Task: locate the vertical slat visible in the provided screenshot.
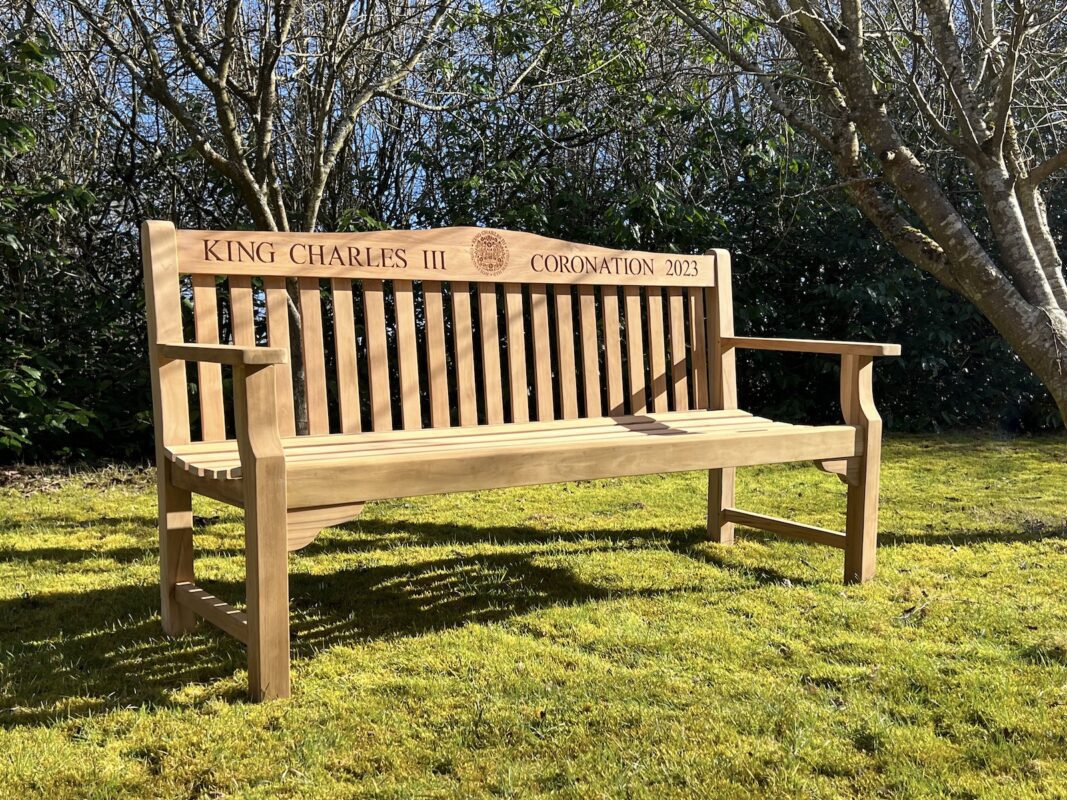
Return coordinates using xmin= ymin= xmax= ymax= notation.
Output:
xmin=190 ymin=274 xmax=225 ymax=440
xmin=478 ymin=284 xmax=505 ymax=424
xmin=529 ymin=285 xmax=554 ymax=421
xmin=554 ymin=285 xmax=579 ymax=420
xmin=601 ymin=287 xmax=624 ymax=415
xmin=394 ymin=280 xmax=421 ymax=429
xmin=263 ymin=278 xmax=296 ymax=437
xmin=331 ymin=278 xmax=361 ymax=433
xmin=668 ymin=288 xmax=689 ymax=411
xmin=451 ymin=282 xmax=478 ymax=426
xmin=504 ymin=283 xmax=529 ymax=423
xmin=363 ymin=279 xmax=392 ymax=431
xmin=689 ymin=288 xmax=709 ymax=409
xmin=578 ymin=285 xmax=601 ymax=417
xmin=624 ymin=286 xmax=647 ymax=414
xmin=229 ymin=276 xmax=256 ymax=347
xmin=646 ymin=287 xmax=669 ymax=412
xmin=298 ymin=277 xmax=329 ymax=434
xmin=423 ymin=281 xmax=450 ymax=427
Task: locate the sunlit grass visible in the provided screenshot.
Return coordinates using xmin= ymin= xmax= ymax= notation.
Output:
xmin=1 ymin=433 xmax=1066 ymax=798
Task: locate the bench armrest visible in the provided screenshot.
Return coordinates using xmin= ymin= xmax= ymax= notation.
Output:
xmin=724 ymin=336 xmax=901 ymax=357
xmin=156 ymin=342 xmax=286 ymax=482
xmin=157 ymin=342 xmax=289 ymax=366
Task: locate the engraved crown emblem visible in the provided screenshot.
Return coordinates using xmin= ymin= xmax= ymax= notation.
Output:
xmin=471 ymin=231 xmax=509 ymax=276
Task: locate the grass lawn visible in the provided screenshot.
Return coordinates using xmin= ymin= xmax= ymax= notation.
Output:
xmin=1 ymin=434 xmax=1066 ymax=798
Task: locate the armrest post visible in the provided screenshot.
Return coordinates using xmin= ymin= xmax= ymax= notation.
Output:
xmin=232 ymin=361 xmax=290 ymax=700
xmin=840 ymin=354 xmax=881 ymax=429
xmin=840 ymin=354 xmax=882 ymax=584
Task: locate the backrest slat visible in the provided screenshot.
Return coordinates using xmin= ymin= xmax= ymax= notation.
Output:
xmin=623 ymin=286 xmax=647 ymax=414
xmin=478 ymin=284 xmax=505 ymax=424
xmin=504 ymin=283 xmax=529 ymax=423
xmin=602 ymin=287 xmax=625 ymax=415
xmin=578 ymin=285 xmax=601 ymax=417
xmin=668 ymin=288 xmax=689 ymax=411
xmin=529 ymin=285 xmax=554 ymax=421
xmin=190 ymin=274 xmax=226 ymax=440
xmin=688 ymin=288 xmax=708 ymax=409
xmin=646 ymin=287 xmax=668 ymax=412
xmin=298 ymin=277 xmax=330 ymax=434
xmin=451 ymin=282 xmax=479 ymax=426
xmin=229 ymin=276 xmax=256 ymax=347
xmin=394 ymin=281 xmax=422 ymax=429
xmin=263 ymin=277 xmax=297 ymax=436
xmin=363 ymin=279 xmax=393 ymax=431
xmin=331 ymin=278 xmax=361 ymax=433
xmin=554 ymin=285 xmax=579 ymax=420
xmin=423 ymin=281 xmax=451 ymax=427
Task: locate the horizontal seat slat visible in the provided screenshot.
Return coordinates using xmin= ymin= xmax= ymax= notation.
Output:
xmin=170 ymin=409 xmax=757 ymax=455
xmin=169 ymin=416 xmax=790 ymax=472
xmin=288 ymin=424 xmax=860 ymax=506
xmin=191 ymin=423 xmax=798 ymax=474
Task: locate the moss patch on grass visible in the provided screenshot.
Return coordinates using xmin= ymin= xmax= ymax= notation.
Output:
xmin=1 ymin=434 xmax=1066 ymax=798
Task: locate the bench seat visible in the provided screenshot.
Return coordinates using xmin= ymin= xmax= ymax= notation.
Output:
xmin=166 ymin=409 xmax=860 ymax=506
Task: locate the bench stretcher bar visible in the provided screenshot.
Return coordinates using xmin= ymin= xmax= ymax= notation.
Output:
xmin=174 ymin=581 xmax=249 ymax=643
xmin=721 ymin=508 xmax=847 ymax=549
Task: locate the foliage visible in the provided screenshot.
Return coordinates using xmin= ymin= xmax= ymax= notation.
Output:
xmin=0 ymin=32 xmax=97 ymax=456
xmin=0 ymin=3 xmax=1061 ymax=462
xmin=1 ymin=437 xmax=1066 ymax=795
xmin=414 ymin=78 xmax=1056 ymax=431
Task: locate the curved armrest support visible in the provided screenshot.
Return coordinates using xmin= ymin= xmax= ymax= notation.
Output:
xmin=724 ymin=336 xmax=901 ymax=357
xmin=232 ymin=361 xmax=285 ymax=481
xmin=158 ymin=342 xmax=288 ymax=366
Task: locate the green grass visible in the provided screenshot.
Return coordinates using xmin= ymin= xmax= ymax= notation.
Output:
xmin=1 ymin=434 xmax=1066 ymax=798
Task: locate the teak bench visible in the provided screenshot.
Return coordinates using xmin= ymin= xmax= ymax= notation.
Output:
xmin=142 ymin=221 xmax=900 ymax=700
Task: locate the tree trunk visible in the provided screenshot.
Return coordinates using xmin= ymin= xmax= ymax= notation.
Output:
xmin=967 ymin=291 xmax=1067 ymax=424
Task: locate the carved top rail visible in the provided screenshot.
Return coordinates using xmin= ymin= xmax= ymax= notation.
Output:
xmin=175 ymin=226 xmax=717 ymax=287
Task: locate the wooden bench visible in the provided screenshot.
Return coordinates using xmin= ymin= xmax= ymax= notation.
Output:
xmin=142 ymin=221 xmax=900 ymax=700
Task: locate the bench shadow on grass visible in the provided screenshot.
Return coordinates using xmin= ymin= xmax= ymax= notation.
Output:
xmin=0 ymin=518 xmax=701 ymax=727
xmin=4 ymin=514 xmax=1064 ymax=726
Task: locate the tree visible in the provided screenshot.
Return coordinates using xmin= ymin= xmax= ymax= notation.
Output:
xmin=33 ymin=0 xmax=558 ymax=431
xmin=661 ymin=0 xmax=1067 ymax=424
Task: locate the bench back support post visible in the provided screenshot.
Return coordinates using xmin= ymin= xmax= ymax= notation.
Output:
xmin=142 ymin=220 xmax=197 ymax=634
xmin=142 ymin=220 xmax=190 ymax=451
xmin=706 ymin=249 xmax=737 ymax=544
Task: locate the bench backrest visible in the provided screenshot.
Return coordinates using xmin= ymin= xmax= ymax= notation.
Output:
xmin=143 ymin=222 xmax=736 ymax=448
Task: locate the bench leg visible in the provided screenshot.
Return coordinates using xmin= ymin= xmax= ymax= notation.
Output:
xmin=245 ymin=463 xmax=291 ymax=701
xmin=707 ymin=467 xmax=735 ymax=544
xmin=159 ymin=462 xmax=196 ymax=636
xmin=844 ymin=446 xmax=880 ymax=584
